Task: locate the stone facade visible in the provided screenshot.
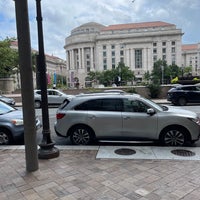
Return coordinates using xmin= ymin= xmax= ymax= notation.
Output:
xmin=182 ymin=43 xmax=200 ymax=75
xmin=64 ymin=21 xmax=183 ymax=87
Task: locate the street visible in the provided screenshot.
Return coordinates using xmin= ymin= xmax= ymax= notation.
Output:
xmin=34 ymin=104 xmax=200 ymax=147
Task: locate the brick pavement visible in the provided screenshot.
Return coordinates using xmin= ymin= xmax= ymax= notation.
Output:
xmin=1 ymin=148 xmax=200 ymax=200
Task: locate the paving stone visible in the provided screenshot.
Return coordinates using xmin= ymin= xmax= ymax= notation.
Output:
xmin=1 ymin=148 xmax=200 ymax=200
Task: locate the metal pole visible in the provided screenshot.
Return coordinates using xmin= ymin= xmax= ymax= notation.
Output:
xmin=161 ymin=65 xmax=164 ymax=85
xmin=36 ymin=0 xmax=59 ymax=159
xmin=14 ymin=0 xmax=38 ymax=171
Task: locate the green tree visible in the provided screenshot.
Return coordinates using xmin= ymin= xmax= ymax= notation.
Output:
xmin=164 ymin=64 xmax=180 ymax=84
xmin=87 ymin=62 xmax=135 ymax=86
xmin=143 ymin=70 xmax=151 ymax=83
xmin=183 ymin=66 xmax=192 ymax=75
xmin=0 ymin=38 xmax=19 ymax=78
xmin=151 ymin=59 xmax=167 ymax=84
xmin=115 ymin=62 xmax=135 ymax=85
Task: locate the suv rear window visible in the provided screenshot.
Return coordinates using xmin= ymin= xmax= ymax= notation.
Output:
xmin=74 ymin=98 xmax=122 ymax=112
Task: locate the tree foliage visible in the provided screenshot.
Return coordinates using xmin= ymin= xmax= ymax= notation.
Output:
xmin=151 ymin=59 xmax=180 ymax=84
xmin=0 ymin=38 xmax=19 ymax=77
xmin=87 ymin=62 xmax=135 ymax=86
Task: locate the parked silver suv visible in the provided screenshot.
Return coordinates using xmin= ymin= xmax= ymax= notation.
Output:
xmin=54 ymin=94 xmax=200 ymax=146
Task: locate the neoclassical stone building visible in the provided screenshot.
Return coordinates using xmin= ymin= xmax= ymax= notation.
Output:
xmin=182 ymin=43 xmax=200 ymax=75
xmin=64 ymin=21 xmax=183 ymax=87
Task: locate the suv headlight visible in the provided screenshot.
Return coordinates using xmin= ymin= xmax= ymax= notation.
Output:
xmin=11 ymin=119 xmax=24 ymax=126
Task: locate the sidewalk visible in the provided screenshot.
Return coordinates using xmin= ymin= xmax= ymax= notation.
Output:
xmin=1 ymin=145 xmax=200 ymax=200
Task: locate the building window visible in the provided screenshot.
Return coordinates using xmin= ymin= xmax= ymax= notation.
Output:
xmin=120 ymin=57 xmax=124 ymax=63
xmin=135 ymin=49 xmax=142 ymax=69
xmin=153 ymin=55 xmax=157 ymax=62
xmin=86 ymin=67 xmax=90 ymax=72
xmin=103 ymin=51 xmax=106 ymax=57
xmin=111 ymin=45 xmax=115 ymax=49
xmin=162 ymin=41 xmax=166 ymax=46
xmin=103 ymin=58 xmax=107 ymax=70
xmin=103 ymin=45 xmax=106 ymax=50
xmin=153 ymin=48 xmax=157 ymax=54
xmin=172 ymin=54 xmax=176 ymax=65
xmin=112 ymin=57 xmax=115 ymax=69
xmin=162 ymin=55 xmax=166 ymax=61
xmin=172 ymin=41 xmax=176 ymax=46
xmin=120 ymin=50 xmax=124 ymax=56
xmin=162 ymin=48 xmax=166 ymax=54
xmin=172 ymin=47 xmax=175 ymax=53
xmin=153 ymin=42 xmax=157 ymax=47
xmin=112 ymin=51 xmax=115 ymax=57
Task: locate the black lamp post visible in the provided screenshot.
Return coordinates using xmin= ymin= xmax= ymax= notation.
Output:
xmin=36 ymin=0 xmax=59 ymax=159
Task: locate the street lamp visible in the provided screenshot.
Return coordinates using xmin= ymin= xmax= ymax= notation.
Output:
xmin=36 ymin=0 xmax=59 ymax=159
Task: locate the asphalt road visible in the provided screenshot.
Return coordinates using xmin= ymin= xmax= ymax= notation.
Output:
xmin=34 ymin=104 xmax=200 ymax=147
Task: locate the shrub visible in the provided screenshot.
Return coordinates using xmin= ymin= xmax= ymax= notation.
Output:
xmin=147 ymin=84 xmax=161 ymax=98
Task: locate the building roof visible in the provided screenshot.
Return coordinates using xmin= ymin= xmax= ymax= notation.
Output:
xmin=10 ymin=40 xmax=65 ymax=62
xmin=102 ymin=21 xmax=175 ymax=31
xmin=182 ymin=44 xmax=198 ymax=51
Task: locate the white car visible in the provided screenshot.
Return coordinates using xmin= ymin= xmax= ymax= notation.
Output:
xmin=54 ymin=93 xmax=200 ymax=146
xmin=34 ymin=89 xmax=74 ymax=108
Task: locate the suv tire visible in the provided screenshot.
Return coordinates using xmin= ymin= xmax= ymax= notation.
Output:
xmin=70 ymin=125 xmax=93 ymax=145
xmin=160 ymin=126 xmax=187 ymax=146
xmin=178 ymin=97 xmax=187 ymax=106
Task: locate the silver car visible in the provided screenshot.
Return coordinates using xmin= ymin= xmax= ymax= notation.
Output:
xmin=0 ymin=101 xmax=41 ymax=145
xmin=54 ymin=94 xmax=200 ymax=146
xmin=34 ymin=89 xmax=74 ymax=108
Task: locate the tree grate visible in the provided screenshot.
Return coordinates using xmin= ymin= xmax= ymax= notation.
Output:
xmin=171 ymin=149 xmax=195 ymax=157
xmin=114 ymin=148 xmax=136 ymax=156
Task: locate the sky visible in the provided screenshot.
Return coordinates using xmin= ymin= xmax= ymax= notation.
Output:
xmin=1 ymin=0 xmax=200 ymax=59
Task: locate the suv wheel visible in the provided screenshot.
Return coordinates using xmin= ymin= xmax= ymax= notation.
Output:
xmin=178 ymin=97 xmax=187 ymax=106
xmin=0 ymin=129 xmax=12 ymax=145
xmin=160 ymin=127 xmax=187 ymax=146
xmin=70 ymin=125 xmax=93 ymax=145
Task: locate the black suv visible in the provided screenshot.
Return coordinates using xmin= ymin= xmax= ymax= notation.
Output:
xmin=167 ymin=85 xmax=200 ymax=106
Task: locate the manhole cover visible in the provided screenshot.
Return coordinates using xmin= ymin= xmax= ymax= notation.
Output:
xmin=171 ymin=149 xmax=195 ymax=157
xmin=114 ymin=148 xmax=136 ymax=155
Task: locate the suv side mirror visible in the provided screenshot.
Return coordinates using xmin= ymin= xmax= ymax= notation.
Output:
xmin=147 ymin=108 xmax=155 ymax=115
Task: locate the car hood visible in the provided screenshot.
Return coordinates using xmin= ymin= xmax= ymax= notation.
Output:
xmin=0 ymin=109 xmax=23 ymax=120
xmin=1 ymin=97 xmax=15 ymax=102
xmin=165 ymin=105 xmax=197 ymax=118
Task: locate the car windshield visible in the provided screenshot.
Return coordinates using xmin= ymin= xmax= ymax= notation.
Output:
xmin=0 ymin=101 xmax=16 ymax=115
xmin=141 ymin=97 xmax=165 ymax=111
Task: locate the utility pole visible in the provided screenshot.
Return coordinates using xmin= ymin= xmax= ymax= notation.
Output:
xmin=36 ymin=0 xmax=59 ymax=159
xmin=14 ymin=0 xmax=38 ymax=172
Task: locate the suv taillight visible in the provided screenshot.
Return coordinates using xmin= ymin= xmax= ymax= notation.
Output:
xmin=56 ymin=113 xmax=65 ymax=119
